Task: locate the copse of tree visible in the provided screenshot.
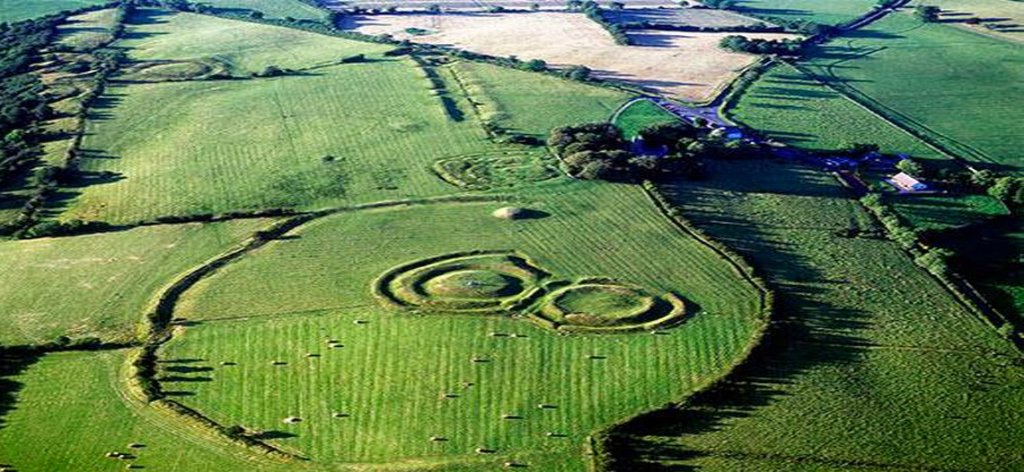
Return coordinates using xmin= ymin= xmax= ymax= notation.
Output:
xmin=563 ymin=65 xmax=592 ymax=81
xmin=914 ymin=5 xmax=941 ymax=22
xmin=548 ymin=123 xmax=633 ymax=180
xmin=719 ymin=35 xmax=803 ymax=55
xmin=988 ymin=176 xmax=1024 ymax=210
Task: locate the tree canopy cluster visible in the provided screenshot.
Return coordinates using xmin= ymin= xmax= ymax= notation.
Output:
xmin=719 ymin=35 xmax=803 ymax=55
xmin=548 ymin=121 xmax=763 ymax=182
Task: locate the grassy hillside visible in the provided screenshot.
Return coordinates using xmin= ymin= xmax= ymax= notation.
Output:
xmin=800 ymin=13 xmax=1024 ymax=172
xmin=613 ymin=100 xmax=680 ymax=139
xmin=162 ymin=181 xmax=765 ymax=469
xmin=729 ymin=0 xmax=878 ymax=25
xmin=448 ymin=61 xmax=630 ymax=138
xmin=0 ymin=0 xmax=108 ymax=22
xmin=200 ymin=0 xmax=327 ymax=20
xmin=0 ymin=350 xmax=292 ymax=472
xmin=0 ymin=219 xmax=270 ymax=346
xmin=727 ymin=62 xmax=943 ymax=159
xmin=612 ymin=160 xmax=1024 ymax=470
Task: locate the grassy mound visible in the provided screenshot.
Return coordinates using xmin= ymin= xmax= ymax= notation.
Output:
xmin=423 ymin=269 xmax=523 ymax=299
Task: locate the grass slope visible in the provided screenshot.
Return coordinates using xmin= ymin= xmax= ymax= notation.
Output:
xmin=55 ymin=7 xmax=119 ymax=50
xmin=448 ymin=61 xmax=630 ymax=138
xmin=613 ymin=100 xmax=680 ymax=139
xmin=201 ymin=0 xmax=327 ymax=20
xmin=801 ymin=13 xmax=1024 ymax=171
xmin=728 ymin=62 xmax=942 ymax=159
xmin=0 ymin=0 xmax=108 ymax=23
xmin=729 ymin=0 xmax=878 ymax=25
xmin=888 ymin=194 xmax=1008 ymax=231
xmin=162 ymin=181 xmax=765 ymax=469
xmin=0 ymin=350 xmax=288 ymax=472
xmin=614 ymin=160 xmax=1024 ymax=470
xmin=0 ymin=219 xmax=270 ymax=346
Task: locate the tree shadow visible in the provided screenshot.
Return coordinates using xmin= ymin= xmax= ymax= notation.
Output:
xmin=0 ymin=349 xmax=43 ymax=431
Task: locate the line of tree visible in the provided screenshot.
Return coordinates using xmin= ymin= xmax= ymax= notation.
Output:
xmin=719 ymin=35 xmax=803 ymax=55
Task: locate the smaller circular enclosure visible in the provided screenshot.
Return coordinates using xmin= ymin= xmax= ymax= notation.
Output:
xmin=534 ymin=281 xmax=688 ymax=333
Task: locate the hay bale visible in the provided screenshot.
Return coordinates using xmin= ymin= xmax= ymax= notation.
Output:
xmin=353 ymin=319 xmax=369 ymax=325
xmin=282 ymin=416 xmax=302 ymax=424
xmin=475 ymin=447 xmax=495 ymax=454
xmin=332 ymin=412 xmax=349 ymax=418
xmin=127 ymin=443 xmax=144 ymax=449
xmin=492 ymin=207 xmax=526 ymax=220
xmin=429 ymin=436 xmax=447 ymax=442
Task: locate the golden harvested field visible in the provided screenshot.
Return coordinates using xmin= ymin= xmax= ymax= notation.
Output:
xmin=347 ymin=12 xmax=796 ymax=102
xmin=924 ymin=0 xmax=1024 ymax=42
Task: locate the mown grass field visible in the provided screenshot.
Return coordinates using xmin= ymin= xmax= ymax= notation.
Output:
xmin=613 ymin=160 xmax=1024 ymax=471
xmin=729 ymin=0 xmax=877 ymax=25
xmin=612 ymin=99 xmax=680 ymax=139
xmin=800 ymin=13 xmax=1024 ymax=172
xmin=727 ymin=62 xmax=943 ymax=159
xmin=0 ymin=349 xmax=291 ymax=472
xmin=200 ymin=0 xmax=327 ymax=21
xmin=447 ymin=61 xmax=630 ymax=138
xmin=888 ymin=193 xmax=1008 ymax=231
xmin=0 ymin=0 xmax=108 ymax=22
xmin=0 ymin=219 xmax=270 ymax=346
xmin=163 ymin=181 xmax=765 ymax=469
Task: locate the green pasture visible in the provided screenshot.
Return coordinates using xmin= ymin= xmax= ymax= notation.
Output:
xmin=118 ymin=10 xmax=380 ymax=75
xmin=800 ymin=13 xmax=1024 ymax=172
xmin=448 ymin=61 xmax=630 ymax=138
xmin=888 ymin=193 xmax=1008 ymax=231
xmin=612 ymin=99 xmax=680 ymax=139
xmin=199 ymin=0 xmax=327 ymax=20
xmin=163 ymin=181 xmax=765 ymax=469
xmin=729 ymin=0 xmax=878 ymax=25
xmin=614 ymin=160 xmax=1024 ymax=470
xmin=0 ymin=219 xmax=270 ymax=346
xmin=55 ymin=7 xmax=119 ymax=50
xmin=727 ymin=62 xmax=942 ymax=159
xmin=0 ymin=0 xmax=108 ymax=23
xmin=0 ymin=349 xmax=284 ymax=472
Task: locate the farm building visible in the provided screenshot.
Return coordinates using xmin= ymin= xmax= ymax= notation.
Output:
xmin=886 ymin=172 xmax=929 ymax=192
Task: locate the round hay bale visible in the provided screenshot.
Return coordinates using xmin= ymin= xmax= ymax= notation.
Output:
xmin=492 ymin=206 xmax=526 ymax=220
xmin=283 ymin=416 xmax=302 ymax=424
xmin=332 ymin=412 xmax=349 ymax=418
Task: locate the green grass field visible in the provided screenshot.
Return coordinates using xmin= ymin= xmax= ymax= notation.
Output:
xmin=612 ymin=160 xmax=1024 ymax=470
xmin=448 ymin=61 xmax=630 ymax=138
xmin=612 ymin=99 xmax=680 ymax=139
xmin=161 ymin=181 xmax=765 ymax=469
xmin=729 ymin=0 xmax=878 ymax=25
xmin=55 ymin=7 xmax=119 ymax=50
xmin=0 ymin=0 xmax=108 ymax=22
xmin=0 ymin=349 xmax=293 ymax=472
xmin=800 ymin=13 xmax=1024 ymax=172
xmin=728 ymin=62 xmax=943 ymax=159
xmin=200 ymin=0 xmax=327 ymax=20
xmin=888 ymin=193 xmax=1009 ymax=231
xmin=0 ymin=219 xmax=270 ymax=346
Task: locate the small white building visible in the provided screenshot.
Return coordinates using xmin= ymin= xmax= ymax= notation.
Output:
xmin=886 ymin=172 xmax=928 ymax=192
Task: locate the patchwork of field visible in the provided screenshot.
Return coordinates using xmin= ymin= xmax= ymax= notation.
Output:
xmin=613 ymin=160 xmax=1024 ymax=470
xmin=925 ymin=0 xmax=1024 ymax=42
xmin=163 ymin=181 xmax=764 ymax=469
xmin=346 ymin=12 xmax=797 ymax=102
xmin=0 ymin=219 xmax=271 ymax=346
xmin=729 ymin=0 xmax=879 ymax=25
xmin=605 ymin=6 xmax=767 ymax=27
xmin=800 ymin=13 xmax=1024 ymax=172
xmin=0 ymin=349 xmax=289 ymax=472
xmin=727 ymin=62 xmax=943 ymax=159
xmin=327 ymin=0 xmax=676 ymax=11
xmin=0 ymin=0 xmax=108 ymax=22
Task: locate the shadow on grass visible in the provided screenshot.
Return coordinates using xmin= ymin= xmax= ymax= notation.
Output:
xmin=0 ymin=350 xmax=43 ymax=431
xmin=604 ymin=162 xmax=873 ymax=469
